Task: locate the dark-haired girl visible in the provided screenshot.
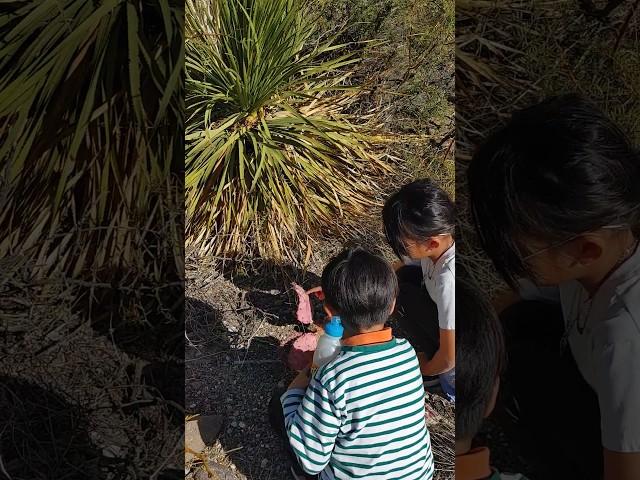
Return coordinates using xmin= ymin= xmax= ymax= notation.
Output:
xmin=383 ymin=179 xmax=456 ymax=401
xmin=469 ymin=94 xmax=640 ymax=480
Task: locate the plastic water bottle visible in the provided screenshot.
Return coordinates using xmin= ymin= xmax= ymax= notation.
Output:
xmin=311 ymin=316 xmax=344 ymax=374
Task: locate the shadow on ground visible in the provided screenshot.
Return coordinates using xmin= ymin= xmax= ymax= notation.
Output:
xmin=220 ymin=259 xmax=323 ymax=329
xmin=0 ymin=376 xmax=100 ymax=480
xmin=186 ymin=295 xmax=298 ymax=480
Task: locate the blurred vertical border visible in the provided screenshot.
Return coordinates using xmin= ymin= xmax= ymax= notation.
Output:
xmin=0 ymin=1 xmax=184 ymax=478
xmin=456 ymin=1 xmax=639 ymax=478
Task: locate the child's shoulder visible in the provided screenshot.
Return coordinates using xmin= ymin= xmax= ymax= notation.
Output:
xmin=618 ymin=271 xmax=640 ymax=321
xmin=316 ymin=338 xmax=417 ymax=385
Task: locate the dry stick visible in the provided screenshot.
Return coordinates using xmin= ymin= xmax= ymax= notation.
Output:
xmin=237 ymin=312 xmax=269 ymax=366
xmin=613 ymin=0 xmax=640 ymax=53
xmin=185 ymin=447 xmax=220 ymax=480
xmin=224 ymin=446 xmax=244 ymax=454
xmin=185 ymin=351 xmax=227 ymax=362
xmin=0 ymin=454 xmax=13 ymax=480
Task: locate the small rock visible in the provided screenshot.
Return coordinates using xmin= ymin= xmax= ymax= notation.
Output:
xmin=231 ymin=421 xmax=238 ymax=428
xmin=102 ymin=445 xmax=125 ymax=458
xmin=238 ymin=421 xmax=246 ymax=429
xmin=195 ymin=464 xmax=238 ymax=480
xmin=260 ymin=458 xmax=268 ymax=468
xmin=185 ymin=415 xmax=224 ymax=462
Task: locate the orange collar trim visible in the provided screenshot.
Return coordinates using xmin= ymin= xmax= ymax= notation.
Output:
xmin=341 ymin=327 xmax=393 ymax=346
xmin=456 ymin=447 xmax=492 ymax=480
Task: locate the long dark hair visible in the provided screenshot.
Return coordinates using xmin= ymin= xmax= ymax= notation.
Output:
xmin=469 ymin=94 xmax=640 ymax=288
xmin=383 ymin=179 xmax=455 ymax=258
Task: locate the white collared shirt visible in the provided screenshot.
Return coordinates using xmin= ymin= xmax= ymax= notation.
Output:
xmin=520 ymin=243 xmax=640 ymax=452
xmin=403 ymin=243 xmax=456 ymax=330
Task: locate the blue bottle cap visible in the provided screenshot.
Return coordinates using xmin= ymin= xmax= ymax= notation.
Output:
xmin=324 ymin=316 xmax=344 ymax=338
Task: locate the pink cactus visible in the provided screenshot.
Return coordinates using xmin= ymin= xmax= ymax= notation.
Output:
xmin=287 ymin=333 xmax=317 ymax=371
xmin=292 ymin=283 xmax=313 ymax=325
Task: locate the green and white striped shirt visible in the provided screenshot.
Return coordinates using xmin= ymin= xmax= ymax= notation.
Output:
xmin=281 ymin=337 xmax=434 ymax=479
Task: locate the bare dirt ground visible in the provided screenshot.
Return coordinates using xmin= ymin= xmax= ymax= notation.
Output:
xmin=185 ymin=241 xmax=454 ymax=480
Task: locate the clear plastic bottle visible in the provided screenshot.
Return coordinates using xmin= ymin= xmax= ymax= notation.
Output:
xmin=311 ymin=316 xmax=344 ymax=374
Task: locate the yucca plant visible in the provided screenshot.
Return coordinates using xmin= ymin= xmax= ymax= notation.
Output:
xmin=1 ymin=2 xmax=184 ymax=476
xmin=186 ymin=0 xmax=390 ymax=260
xmin=0 ymin=0 xmax=185 ymax=360
xmin=0 ymin=0 xmax=183 ymax=282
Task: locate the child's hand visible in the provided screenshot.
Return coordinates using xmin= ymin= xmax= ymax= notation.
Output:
xmin=306 ymin=286 xmax=325 ymax=300
xmin=288 ymin=365 xmax=311 ymax=390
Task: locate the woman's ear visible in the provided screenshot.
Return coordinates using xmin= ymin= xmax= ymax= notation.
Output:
xmin=484 ymin=378 xmax=500 ymax=418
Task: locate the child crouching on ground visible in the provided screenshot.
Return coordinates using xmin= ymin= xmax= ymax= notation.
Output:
xmin=269 ymin=247 xmax=434 ymax=480
xmin=383 ymin=179 xmax=456 ymax=400
xmin=456 ymin=276 xmax=527 ymax=480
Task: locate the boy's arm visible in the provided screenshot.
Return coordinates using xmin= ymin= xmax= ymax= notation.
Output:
xmin=419 ymin=328 xmax=455 ymax=376
xmin=288 ymin=367 xmax=311 ymax=390
xmin=281 ymin=373 xmax=342 ymax=475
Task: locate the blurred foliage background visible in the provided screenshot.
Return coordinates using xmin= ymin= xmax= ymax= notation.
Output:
xmin=0 ymin=1 xmax=184 ymax=477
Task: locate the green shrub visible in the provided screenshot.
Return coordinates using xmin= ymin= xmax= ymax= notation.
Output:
xmin=185 ymin=0 xmax=389 ymax=259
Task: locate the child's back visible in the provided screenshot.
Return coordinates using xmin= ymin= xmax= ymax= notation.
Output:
xmin=279 ymin=247 xmax=434 ymax=479
xmin=283 ymin=334 xmax=433 ymax=479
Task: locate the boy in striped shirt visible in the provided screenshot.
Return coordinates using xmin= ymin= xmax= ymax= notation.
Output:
xmin=271 ymin=247 xmax=434 ymax=479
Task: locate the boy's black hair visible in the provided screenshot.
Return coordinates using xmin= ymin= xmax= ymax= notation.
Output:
xmin=382 ymin=179 xmax=455 ymax=259
xmin=321 ymin=247 xmax=398 ymax=330
xmin=456 ymin=275 xmax=506 ymax=440
xmin=469 ymin=94 xmax=640 ymax=288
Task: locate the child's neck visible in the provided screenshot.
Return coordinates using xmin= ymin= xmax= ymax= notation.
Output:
xmin=579 ymin=232 xmax=638 ymax=296
xmin=428 ymin=235 xmax=454 ymax=262
xmin=455 ymin=438 xmax=473 ymax=456
xmin=342 ymin=324 xmax=386 ymax=339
